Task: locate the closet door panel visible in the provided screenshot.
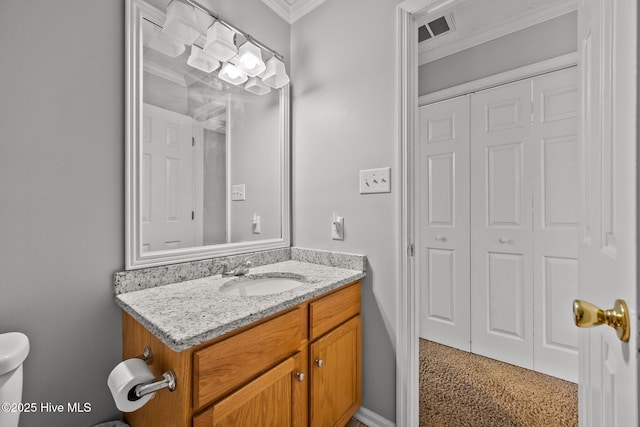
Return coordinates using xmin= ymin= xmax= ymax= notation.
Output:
xmin=532 ymin=67 xmax=579 ymax=382
xmin=418 ymin=96 xmax=471 ymax=351
xmin=470 ymin=80 xmax=534 ymax=370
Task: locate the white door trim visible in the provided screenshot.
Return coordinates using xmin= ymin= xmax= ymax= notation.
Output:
xmin=419 ymin=52 xmax=578 ymax=106
xmin=396 ymin=2 xmax=422 ymax=426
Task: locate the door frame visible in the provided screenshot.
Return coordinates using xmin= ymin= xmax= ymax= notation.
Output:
xmin=395 ymin=0 xmax=582 ymax=425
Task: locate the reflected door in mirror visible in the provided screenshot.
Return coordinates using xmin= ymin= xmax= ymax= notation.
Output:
xmin=142 ymin=103 xmax=201 ymax=252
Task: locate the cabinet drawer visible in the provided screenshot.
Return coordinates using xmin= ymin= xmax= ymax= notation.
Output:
xmin=309 ymin=282 xmax=361 ymax=341
xmin=193 ymin=308 xmax=303 ymax=409
xmin=194 ymin=357 xmax=295 ymax=427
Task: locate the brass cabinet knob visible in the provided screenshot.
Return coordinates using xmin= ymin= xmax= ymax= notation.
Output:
xmin=573 ymin=299 xmax=630 ymax=342
xmin=315 ymin=359 xmax=324 ymax=368
xmin=295 ymin=372 xmax=305 ymax=382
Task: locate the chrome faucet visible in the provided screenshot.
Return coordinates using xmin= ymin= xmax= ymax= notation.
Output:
xmin=221 ymin=257 xmax=253 ymax=277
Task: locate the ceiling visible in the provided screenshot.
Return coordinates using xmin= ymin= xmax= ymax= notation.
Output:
xmin=416 ymin=0 xmax=577 ymax=64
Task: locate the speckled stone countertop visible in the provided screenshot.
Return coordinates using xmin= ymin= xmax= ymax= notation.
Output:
xmin=115 ymin=260 xmax=365 ymax=352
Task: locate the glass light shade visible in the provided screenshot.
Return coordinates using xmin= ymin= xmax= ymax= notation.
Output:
xmin=245 ymin=77 xmax=271 ymax=95
xmin=162 ymin=0 xmax=200 ymax=45
xmin=148 ymin=29 xmax=185 ymax=57
xmin=261 ymin=57 xmax=289 ymax=89
xmin=203 ymin=22 xmax=237 ymax=62
xmin=218 ymin=62 xmax=248 ymax=85
xmin=237 ymin=41 xmax=266 ymax=77
xmin=187 ymin=45 xmax=220 ymax=73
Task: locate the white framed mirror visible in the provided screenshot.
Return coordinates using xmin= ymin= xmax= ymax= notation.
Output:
xmin=125 ymin=0 xmax=290 ymax=269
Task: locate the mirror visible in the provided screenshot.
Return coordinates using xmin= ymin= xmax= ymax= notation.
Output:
xmin=126 ymin=0 xmax=290 ymax=269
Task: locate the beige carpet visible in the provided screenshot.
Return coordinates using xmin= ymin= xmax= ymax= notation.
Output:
xmin=420 ymin=339 xmax=578 ymax=427
xmin=346 ymin=418 xmax=367 ymax=427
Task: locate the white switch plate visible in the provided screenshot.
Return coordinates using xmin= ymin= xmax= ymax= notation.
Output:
xmin=359 ymin=167 xmax=391 ymax=194
xmin=331 ymin=212 xmax=344 ymax=240
xmin=231 ymin=184 xmax=246 ymax=201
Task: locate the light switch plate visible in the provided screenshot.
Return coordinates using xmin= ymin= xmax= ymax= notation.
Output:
xmin=231 ymin=184 xmax=246 ymax=201
xmin=359 ymin=167 xmax=391 ymax=194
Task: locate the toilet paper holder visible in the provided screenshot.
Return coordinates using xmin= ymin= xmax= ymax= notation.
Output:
xmin=128 ymin=347 xmax=176 ymax=401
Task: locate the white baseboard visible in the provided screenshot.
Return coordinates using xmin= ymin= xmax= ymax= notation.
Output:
xmin=354 ymin=407 xmax=396 ymax=427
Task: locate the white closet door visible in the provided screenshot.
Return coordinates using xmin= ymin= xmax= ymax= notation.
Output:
xmin=470 ymin=80 xmax=534 ymax=369
xmin=531 ymin=67 xmax=579 ymax=382
xmin=418 ymin=95 xmax=471 ymax=351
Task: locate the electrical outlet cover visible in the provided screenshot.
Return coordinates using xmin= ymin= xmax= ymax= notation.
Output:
xmin=331 ymin=214 xmax=344 ymax=240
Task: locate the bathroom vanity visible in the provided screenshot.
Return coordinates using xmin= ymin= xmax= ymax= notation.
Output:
xmin=119 ymin=2 xmax=364 ymax=423
xmin=115 ymin=254 xmax=364 ymax=427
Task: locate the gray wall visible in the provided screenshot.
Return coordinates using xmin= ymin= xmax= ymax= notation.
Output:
xmin=203 ymin=129 xmax=226 ymax=245
xmin=0 ymin=0 xmax=289 ymax=425
xmin=0 ymin=1 xmax=124 ymax=425
xmin=229 ymin=92 xmax=282 ymax=242
xmin=419 ymin=11 xmax=577 ymax=96
xmin=291 ymin=0 xmax=400 ymax=421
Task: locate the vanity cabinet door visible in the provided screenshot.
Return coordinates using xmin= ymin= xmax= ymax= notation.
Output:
xmin=292 ymin=347 xmax=309 ymax=427
xmin=194 ymin=357 xmax=296 ymax=427
xmin=309 ymin=315 xmax=362 ymax=427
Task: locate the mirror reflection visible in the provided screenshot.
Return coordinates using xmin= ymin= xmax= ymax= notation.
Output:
xmin=127 ymin=0 xmax=290 ymax=269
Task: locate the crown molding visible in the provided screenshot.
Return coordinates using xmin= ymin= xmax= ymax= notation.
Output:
xmin=418 ymin=0 xmax=578 ymax=65
xmin=261 ymin=0 xmax=328 ymax=24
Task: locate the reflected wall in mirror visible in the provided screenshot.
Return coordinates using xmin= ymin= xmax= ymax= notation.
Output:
xmin=126 ymin=0 xmax=290 ymax=269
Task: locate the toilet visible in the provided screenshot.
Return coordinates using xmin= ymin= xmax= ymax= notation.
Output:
xmin=0 ymin=333 xmax=30 ymax=427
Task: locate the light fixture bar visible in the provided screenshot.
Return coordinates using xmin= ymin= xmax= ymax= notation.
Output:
xmin=181 ymin=0 xmax=284 ymax=62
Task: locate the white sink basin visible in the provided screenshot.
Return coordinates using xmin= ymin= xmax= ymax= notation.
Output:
xmin=221 ymin=277 xmax=305 ymax=296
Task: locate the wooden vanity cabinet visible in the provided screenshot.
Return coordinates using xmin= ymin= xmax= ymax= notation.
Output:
xmin=308 ymin=283 xmax=362 ymax=427
xmin=122 ymin=280 xmax=361 ymax=427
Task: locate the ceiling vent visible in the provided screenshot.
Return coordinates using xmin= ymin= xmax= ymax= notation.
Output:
xmin=418 ymin=14 xmax=455 ymax=43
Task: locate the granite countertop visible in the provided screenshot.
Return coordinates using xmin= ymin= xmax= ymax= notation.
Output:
xmin=115 ymin=260 xmax=365 ymax=352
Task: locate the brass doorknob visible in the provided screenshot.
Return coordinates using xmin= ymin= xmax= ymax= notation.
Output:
xmin=573 ymin=299 xmax=630 ymax=342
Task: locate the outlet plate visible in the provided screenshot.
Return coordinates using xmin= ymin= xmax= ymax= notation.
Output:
xmin=231 ymin=184 xmax=245 ymax=201
xmin=359 ymin=167 xmax=391 ymax=194
xmin=331 ymin=212 xmax=344 ymax=240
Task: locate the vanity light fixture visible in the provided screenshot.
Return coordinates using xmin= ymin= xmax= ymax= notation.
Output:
xmin=262 ymin=56 xmax=290 ymax=89
xmin=218 ymin=61 xmax=248 ymax=85
xmin=237 ymin=41 xmax=266 ymax=77
xmin=148 ymin=27 xmax=185 ymax=57
xmin=150 ymin=0 xmax=290 ymax=91
xmin=245 ymin=77 xmax=271 ymax=95
xmin=187 ymin=45 xmax=220 ymax=73
xmin=203 ymin=21 xmax=238 ymax=62
xmin=162 ymin=0 xmax=201 ymax=45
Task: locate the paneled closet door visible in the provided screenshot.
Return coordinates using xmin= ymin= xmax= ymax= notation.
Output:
xmin=531 ymin=67 xmax=578 ymax=382
xmin=470 ymin=80 xmax=534 ymax=369
xmin=418 ymin=95 xmax=471 ymax=352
